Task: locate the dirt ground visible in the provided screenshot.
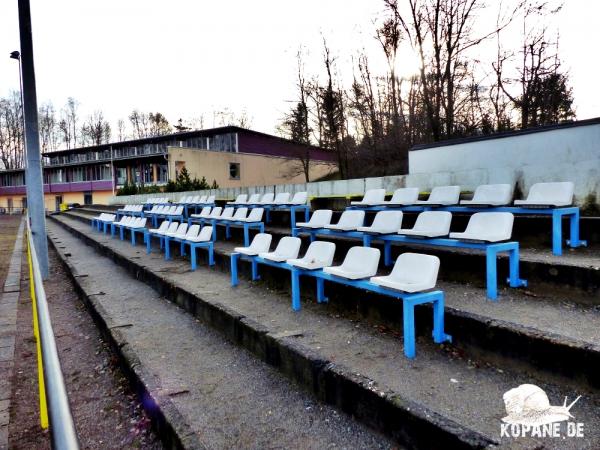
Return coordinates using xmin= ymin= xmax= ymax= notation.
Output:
xmin=0 ymin=216 xmax=21 ymax=285
xmin=9 ymin=241 xmax=163 ymax=449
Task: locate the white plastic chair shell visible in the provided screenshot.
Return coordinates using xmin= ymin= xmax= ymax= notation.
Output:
xmin=234 ymin=233 xmax=272 ymax=256
xmin=259 ymin=236 xmax=302 ymax=262
xmin=357 ymin=211 xmax=403 ymax=234
xmin=287 ymin=241 xmax=336 ymax=270
xmin=370 ymin=253 xmax=440 ymax=293
xmin=398 ymin=211 xmax=452 ymax=238
xmin=323 ymin=247 xmax=380 ymax=280
xmin=449 ymin=212 xmax=514 ymax=242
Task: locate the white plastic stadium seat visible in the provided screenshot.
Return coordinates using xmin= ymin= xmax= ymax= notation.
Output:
xmin=129 ymin=218 xmax=147 ymax=229
xmin=323 ymin=247 xmax=380 ymax=280
xmin=205 ymin=195 xmax=216 ymax=203
xmin=237 ymin=208 xmax=264 ymax=223
xmin=149 ymin=221 xmax=170 ymax=234
xmin=415 ymin=186 xmax=461 ymax=206
xmin=290 ymin=192 xmax=308 ymax=205
xmin=220 ymin=207 xmax=235 ymax=219
xmin=351 ymin=188 xmax=386 ymax=206
xmin=247 ymin=193 xmax=261 ymax=204
xmin=357 ymin=211 xmax=403 ymax=234
xmin=324 ymin=210 xmax=365 ymax=231
xmin=398 ymin=211 xmax=452 ymax=238
xmin=197 ymin=195 xmax=207 ymax=204
xmin=234 ymin=233 xmax=272 ymax=256
xmin=460 ymin=184 xmax=513 ymax=206
xmin=224 ymin=207 xmax=248 ymax=222
xmin=449 ymin=212 xmax=514 ymax=242
xmin=514 ymin=182 xmax=574 ymax=207
xmin=207 ymin=207 xmax=223 ymax=218
xmin=183 ymin=224 xmax=201 ymax=240
xmin=296 ymin=210 xmax=332 ymax=228
xmin=191 ymin=195 xmax=201 ymax=204
xmin=259 ymin=193 xmax=275 ymax=204
xmin=287 ymin=241 xmax=336 ymax=270
xmin=186 ymin=225 xmax=214 ymax=243
xmin=259 ymin=236 xmax=302 ymax=262
xmin=191 ymin=207 xmax=212 ymax=218
xmin=228 ymin=194 xmax=248 ymax=205
xmin=273 ymin=192 xmax=291 ymax=204
xmin=166 ymin=222 xmax=188 ymax=238
xmin=371 ymin=253 xmax=440 ymax=293
xmin=375 ymin=187 xmax=419 ymax=206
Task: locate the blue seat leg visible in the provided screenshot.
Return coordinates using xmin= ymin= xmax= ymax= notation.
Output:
xmin=244 ymin=225 xmax=250 ymax=247
xmin=384 ymin=241 xmax=392 ymax=266
xmin=290 ymin=269 xmax=301 ymax=311
xmin=251 ymin=259 xmax=260 ymax=281
xmin=226 ymin=224 xmax=231 ymax=239
xmin=363 ymin=234 xmax=372 ymax=247
xmin=316 ymin=278 xmax=328 ymax=303
xmin=485 ymin=248 xmax=498 ymax=300
xmin=131 ymin=230 xmax=136 ymax=245
xmin=551 ymin=210 xmax=563 ymax=256
xmin=120 ymin=227 xmax=124 ymax=241
xmin=230 ymin=253 xmax=240 ymax=286
xmin=165 ymin=238 xmax=171 ymax=260
xmin=402 ymin=304 xmax=416 ymax=359
xmin=180 ymin=240 xmax=186 ymax=256
xmin=507 ymin=245 xmax=527 ymax=288
xmin=566 ymin=209 xmax=588 ymax=250
xmin=191 ymin=245 xmax=197 ymax=271
xmin=146 ymin=235 xmax=152 ymax=254
xmin=430 ymin=292 xmax=452 ymax=344
xmin=208 ymin=244 xmax=214 ymax=266
xmin=291 ymin=227 xmax=299 ymax=237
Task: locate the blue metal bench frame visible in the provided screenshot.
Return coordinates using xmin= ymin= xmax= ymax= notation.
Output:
xmin=292 ymin=226 xmax=527 ymax=300
xmin=262 ymin=204 xmax=311 ymax=229
xmin=116 ymin=210 xmax=144 ymax=220
xmin=230 ymin=253 xmax=452 ymax=359
xmin=145 ymin=231 xmax=167 ymax=254
xmin=187 ymin=202 xmax=216 ymax=215
xmin=156 ymin=233 xmax=214 ymax=269
xmin=150 ymin=213 xmax=185 ymax=228
xmin=210 ymin=219 xmax=265 ymax=246
xmin=346 ymin=204 xmax=586 ymax=256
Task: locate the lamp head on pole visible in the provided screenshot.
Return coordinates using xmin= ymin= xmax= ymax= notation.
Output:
xmin=10 ymin=51 xmax=20 ymax=60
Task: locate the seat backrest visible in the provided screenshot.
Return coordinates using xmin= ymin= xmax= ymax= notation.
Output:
xmin=137 ymin=218 xmax=147 ymax=227
xmin=464 ymin=212 xmax=514 ymax=240
xmin=174 ymin=222 xmax=188 ymax=236
xmin=246 ymin=208 xmax=264 ymax=222
xmin=361 ymin=188 xmax=386 ymax=203
xmin=121 ymin=216 xmax=132 ymax=224
xmin=307 ymin=210 xmax=333 ymax=227
xmin=412 ymin=211 xmax=452 ymax=234
xmin=525 ymin=182 xmax=574 ymax=204
xmin=155 ymin=205 xmax=165 ymax=214
xmin=192 ymin=195 xmax=201 ymax=203
xmin=338 ymin=247 xmax=380 ymax=275
xmin=260 ymin=193 xmax=275 ymax=203
xmin=248 ymin=193 xmax=261 ymax=203
xmin=198 ymin=195 xmax=207 ymax=203
xmin=156 ymin=221 xmax=169 ymax=232
xmin=472 ymin=184 xmax=513 ymax=204
xmin=197 ymin=225 xmax=213 ymax=241
xmin=165 ymin=222 xmax=179 ymax=234
xmin=98 ymin=213 xmax=106 ymax=220
xmin=221 ymin=207 xmax=235 ymax=219
xmin=273 ymin=236 xmax=302 ymax=259
xmin=206 ymin=195 xmax=216 ymax=203
xmin=232 ymin=207 xmax=248 ymax=220
xmin=337 ymin=210 xmax=365 ymax=228
xmin=303 ymin=241 xmax=336 ymax=266
xmin=235 ymin=194 xmax=248 ymax=203
xmin=173 ymin=206 xmax=184 ymax=215
xmin=390 ymin=187 xmax=419 ymax=203
xmin=390 ymin=253 xmax=440 ymax=288
xmin=106 ymin=214 xmax=115 ymax=221
xmin=428 ymin=186 xmax=460 ymax=203
xmin=370 ymin=211 xmax=403 ymax=232
xmin=291 ymin=191 xmax=308 ymax=204
xmin=186 ymin=224 xmax=201 ymax=239
xmin=199 ymin=206 xmax=211 ymax=217
xmin=248 ymin=233 xmax=272 ymax=253
xmin=178 ymin=196 xmax=187 ymax=203
xmin=274 ymin=192 xmax=290 ymax=203
xmin=209 ymin=207 xmax=223 ymax=218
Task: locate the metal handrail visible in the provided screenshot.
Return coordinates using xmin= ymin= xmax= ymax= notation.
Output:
xmin=27 ymin=221 xmax=79 ymax=449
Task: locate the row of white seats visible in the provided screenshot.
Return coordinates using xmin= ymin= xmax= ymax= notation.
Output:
xmin=112 ymin=215 xmax=147 ymax=229
xmin=190 ymin=206 xmax=264 ymax=223
xmin=118 ymin=205 xmax=144 ymax=212
xmin=149 ymin=221 xmax=213 ymax=243
xmin=176 ymin=195 xmax=216 ymax=204
xmin=235 ymin=234 xmax=440 ymax=293
xmin=227 ymin=192 xmax=308 ymax=206
xmin=146 ymin=197 xmax=169 ymax=204
xmin=298 ymin=210 xmax=514 ymax=242
xmin=351 ymin=182 xmax=574 ymax=207
xmin=146 ymin=205 xmax=184 ymax=216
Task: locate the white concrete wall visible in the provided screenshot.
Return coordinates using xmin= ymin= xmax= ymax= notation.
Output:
xmin=409 ymin=123 xmax=600 ymax=204
xmin=110 ymin=122 xmax=599 ymax=207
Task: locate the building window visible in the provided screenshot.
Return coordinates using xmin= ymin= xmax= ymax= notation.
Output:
xmin=84 ymin=191 xmax=93 ymax=205
xmin=229 ymin=162 xmax=240 ymax=180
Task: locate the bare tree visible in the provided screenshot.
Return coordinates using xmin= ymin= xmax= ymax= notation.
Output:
xmin=38 ymin=101 xmax=58 ymax=153
xmin=81 ymin=111 xmax=111 ymax=146
xmin=0 ymin=91 xmax=24 ymax=169
xmin=116 ymin=118 xmax=127 ymax=141
xmin=57 ymin=97 xmax=79 ymax=149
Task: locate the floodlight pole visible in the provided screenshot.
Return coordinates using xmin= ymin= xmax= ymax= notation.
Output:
xmin=18 ymin=0 xmax=49 ymax=278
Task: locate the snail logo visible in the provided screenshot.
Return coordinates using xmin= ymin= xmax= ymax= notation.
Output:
xmin=500 ymin=384 xmax=584 ymax=438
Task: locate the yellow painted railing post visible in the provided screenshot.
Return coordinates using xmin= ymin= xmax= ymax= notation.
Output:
xmin=26 ymin=234 xmax=49 ymax=429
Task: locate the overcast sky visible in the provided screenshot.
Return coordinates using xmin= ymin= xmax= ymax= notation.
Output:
xmin=1 ymin=0 xmax=599 ymax=138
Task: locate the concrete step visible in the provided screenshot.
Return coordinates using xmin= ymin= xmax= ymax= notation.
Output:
xmin=48 ymin=214 xmax=600 ymax=448
xmin=46 ymin=223 xmax=398 ymax=449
